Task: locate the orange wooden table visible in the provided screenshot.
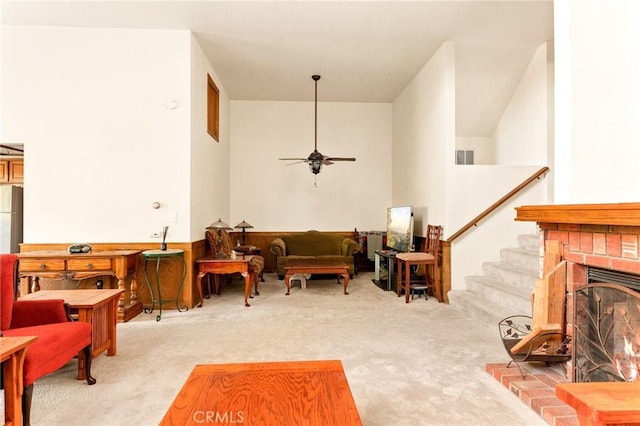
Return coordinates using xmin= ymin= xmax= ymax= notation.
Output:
xmin=556 ymin=382 xmax=640 ymax=426
xmin=1 ymin=335 xmax=37 ymax=426
xmin=161 ymin=360 xmax=362 ymax=426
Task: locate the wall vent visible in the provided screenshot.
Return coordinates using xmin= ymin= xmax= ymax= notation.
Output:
xmin=455 ymin=150 xmax=474 ymax=165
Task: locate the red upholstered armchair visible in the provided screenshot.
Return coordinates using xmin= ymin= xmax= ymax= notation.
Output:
xmin=1 ymin=254 xmax=95 ymax=425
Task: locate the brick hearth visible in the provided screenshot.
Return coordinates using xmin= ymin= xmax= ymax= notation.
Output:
xmin=486 ymin=363 xmax=578 ymax=426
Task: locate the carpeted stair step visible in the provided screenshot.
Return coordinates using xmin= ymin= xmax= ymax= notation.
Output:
xmin=466 ymin=275 xmax=532 ymax=315
xmin=448 ymin=234 xmax=540 ymax=324
xmin=499 ymin=246 xmax=540 ymax=272
xmin=481 ymin=261 xmax=537 ymax=290
xmin=447 ymin=290 xmax=519 ymax=325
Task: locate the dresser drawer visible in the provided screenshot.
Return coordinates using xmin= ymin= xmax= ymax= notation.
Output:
xmin=19 ymin=259 xmax=66 ymax=272
xmin=67 ymin=258 xmax=112 ymax=271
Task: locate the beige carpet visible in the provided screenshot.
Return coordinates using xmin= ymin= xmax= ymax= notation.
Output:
xmin=2 ymin=272 xmax=546 ymax=426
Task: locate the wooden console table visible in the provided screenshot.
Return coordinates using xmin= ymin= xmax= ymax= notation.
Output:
xmin=17 ymin=250 xmax=141 ymax=322
xmin=556 ymin=382 xmax=640 ymax=426
xmin=161 ymin=360 xmax=362 ymax=425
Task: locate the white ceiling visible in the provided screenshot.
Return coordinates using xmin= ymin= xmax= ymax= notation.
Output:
xmin=1 ymin=0 xmax=554 ymax=137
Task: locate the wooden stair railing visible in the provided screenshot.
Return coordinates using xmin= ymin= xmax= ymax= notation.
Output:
xmin=439 ymin=166 xmax=549 ymax=303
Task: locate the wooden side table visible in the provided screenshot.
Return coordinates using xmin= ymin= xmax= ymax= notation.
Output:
xmin=142 ymin=249 xmax=188 ymax=321
xmin=195 ymin=256 xmax=255 ymax=307
xmin=19 ymin=289 xmax=124 ymax=358
xmin=1 ymin=335 xmax=38 ymax=426
xmin=233 ymin=245 xmax=264 ymax=281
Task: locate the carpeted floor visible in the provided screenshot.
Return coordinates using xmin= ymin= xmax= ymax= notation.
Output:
xmin=2 ymin=272 xmax=546 ymax=425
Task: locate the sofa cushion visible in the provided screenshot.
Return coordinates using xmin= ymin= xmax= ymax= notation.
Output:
xmin=3 ymin=322 xmax=92 ymax=386
xmin=282 ymin=232 xmax=342 ymax=256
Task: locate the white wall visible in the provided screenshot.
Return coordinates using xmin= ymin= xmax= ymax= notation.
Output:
xmin=554 ymin=0 xmax=640 ymax=203
xmin=229 ymin=100 xmax=391 ymax=231
xmin=493 ymin=43 xmax=551 ymax=166
xmin=2 ymin=26 xmax=196 ymax=243
xmin=189 ymin=35 xmax=231 ymax=240
xmin=392 ymin=42 xmax=456 ymax=237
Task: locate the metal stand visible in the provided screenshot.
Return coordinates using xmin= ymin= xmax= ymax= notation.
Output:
xmin=142 ymin=249 xmax=187 ymax=321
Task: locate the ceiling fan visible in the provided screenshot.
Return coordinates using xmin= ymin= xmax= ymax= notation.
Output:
xmin=279 ymin=75 xmax=356 ymax=175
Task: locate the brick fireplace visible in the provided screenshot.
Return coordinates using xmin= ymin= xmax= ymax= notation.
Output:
xmin=515 ymin=203 xmax=640 ymax=383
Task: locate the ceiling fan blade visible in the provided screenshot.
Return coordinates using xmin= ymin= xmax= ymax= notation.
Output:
xmin=279 ymin=157 xmax=308 ymax=161
xmin=325 ymin=157 xmax=356 ymax=162
xmin=285 ymin=160 xmax=308 ymax=166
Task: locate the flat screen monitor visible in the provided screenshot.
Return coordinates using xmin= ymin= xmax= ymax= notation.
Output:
xmin=386 ymin=206 xmax=414 ymax=252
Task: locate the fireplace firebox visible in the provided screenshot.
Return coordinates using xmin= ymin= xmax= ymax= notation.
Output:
xmin=573 ymin=281 xmax=640 ymax=382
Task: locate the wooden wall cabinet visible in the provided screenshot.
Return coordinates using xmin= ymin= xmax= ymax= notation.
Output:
xmin=0 ymin=159 xmax=24 ymax=183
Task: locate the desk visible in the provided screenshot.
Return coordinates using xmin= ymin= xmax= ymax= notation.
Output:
xmin=195 ymin=256 xmax=255 ymax=307
xmin=1 ymin=335 xmax=37 ymax=426
xmin=17 ymin=250 xmax=141 ymax=322
xmin=161 ymin=360 xmax=362 ymax=425
xmin=142 ymin=249 xmax=188 ymax=321
xmin=556 ymin=382 xmax=640 ymax=426
xmin=19 ymin=289 xmax=123 ymax=359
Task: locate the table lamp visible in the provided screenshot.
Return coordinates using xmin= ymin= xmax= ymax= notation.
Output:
xmin=206 ymin=219 xmax=233 ymax=258
xmin=234 ymin=220 xmax=254 ymax=245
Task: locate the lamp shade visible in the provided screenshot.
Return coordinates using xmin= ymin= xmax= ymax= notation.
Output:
xmin=234 ymin=220 xmax=253 ymax=230
xmin=206 ymin=218 xmax=233 ymax=230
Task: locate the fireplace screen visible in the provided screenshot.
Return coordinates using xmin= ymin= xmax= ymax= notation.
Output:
xmin=573 ymin=283 xmax=640 ymax=382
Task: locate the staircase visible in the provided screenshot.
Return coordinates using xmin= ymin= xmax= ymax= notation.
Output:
xmin=448 ymin=234 xmax=540 ymax=325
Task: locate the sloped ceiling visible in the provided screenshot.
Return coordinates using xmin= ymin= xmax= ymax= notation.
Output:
xmin=2 ymin=0 xmax=553 ymax=137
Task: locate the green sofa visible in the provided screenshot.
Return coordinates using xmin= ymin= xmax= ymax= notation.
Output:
xmin=269 ymin=231 xmax=361 ymax=279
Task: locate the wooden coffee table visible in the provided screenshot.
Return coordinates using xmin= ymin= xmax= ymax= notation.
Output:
xmin=284 ymin=260 xmax=350 ymax=295
xmin=161 ymin=360 xmax=362 ymax=425
xmin=19 ymin=289 xmax=124 ymax=358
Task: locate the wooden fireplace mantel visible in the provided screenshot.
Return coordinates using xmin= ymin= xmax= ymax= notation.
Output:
xmin=515 ymin=203 xmax=640 ymax=226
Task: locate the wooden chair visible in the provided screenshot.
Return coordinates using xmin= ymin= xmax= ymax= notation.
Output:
xmin=396 ymin=225 xmax=442 ymax=303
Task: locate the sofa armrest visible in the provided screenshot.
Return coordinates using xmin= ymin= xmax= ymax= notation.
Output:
xmin=10 ymin=299 xmax=70 ymax=328
xmin=269 ymin=238 xmax=286 ymax=257
xmin=341 ymin=238 xmax=361 ymax=257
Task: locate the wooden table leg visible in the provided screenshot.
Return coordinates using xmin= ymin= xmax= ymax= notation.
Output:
xmin=284 ymin=274 xmax=292 ymax=295
xmin=242 ymin=272 xmax=252 ymax=307
xmin=196 ymin=272 xmax=206 ymax=307
xmin=342 ymin=272 xmax=350 ymax=294
xmin=405 ymin=262 xmax=412 ymax=303
xmin=3 ymin=347 xmax=27 ymax=426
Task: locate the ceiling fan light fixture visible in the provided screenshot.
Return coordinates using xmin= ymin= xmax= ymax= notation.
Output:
xmin=309 ymin=160 xmax=323 ymax=175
